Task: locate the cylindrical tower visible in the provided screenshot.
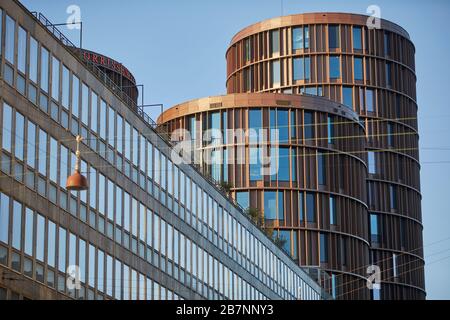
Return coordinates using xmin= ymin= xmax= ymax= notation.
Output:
xmin=224 ymin=13 xmax=424 ymax=299
xmin=159 ymin=92 xmax=371 ymax=299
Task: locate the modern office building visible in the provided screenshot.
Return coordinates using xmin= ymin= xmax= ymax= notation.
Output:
xmin=0 ymin=0 xmax=329 ymax=300
xmin=159 ymin=13 xmax=425 ymax=299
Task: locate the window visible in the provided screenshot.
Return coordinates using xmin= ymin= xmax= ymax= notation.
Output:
xmin=329 ymin=56 xmax=340 ymax=79
xmin=18 ymin=26 xmax=27 ymax=74
xmin=2 ymin=103 xmax=12 ymax=152
xmin=384 ymin=32 xmax=391 ymax=56
xmin=278 ymin=109 xmax=289 ymax=143
xmin=343 ymin=86 xmax=353 ymax=109
xmin=366 ymin=89 xmax=374 ymax=112
xmin=98 ymin=174 xmax=106 ymax=215
xmin=5 ymin=15 xmax=15 ymax=64
xmin=248 ymin=109 xmax=262 ymax=144
xmin=72 ymin=75 xmax=80 ymax=118
xmin=386 ymin=62 xmax=392 ymax=87
xmin=117 ymin=114 xmax=123 ymax=154
xmin=292 ymin=27 xmax=304 ymax=50
xmin=370 ymin=213 xmax=379 ymax=243
xmin=304 ymin=111 xmax=314 ymax=141
xmin=38 ymin=129 xmax=47 ymax=176
xmin=327 ymin=116 xmax=334 ymax=144
xmin=12 ymin=201 xmax=22 ymax=250
xmin=132 ymin=128 xmax=139 ymax=166
xmin=100 ymin=100 xmax=107 ymax=140
xmin=389 ymin=185 xmax=397 ymax=210
xmin=49 ymin=137 xmax=57 ymax=183
xmin=52 ymin=57 xmax=60 ymax=101
xmin=29 ymin=37 xmax=38 ymax=83
xmin=48 ymin=221 xmax=56 ymax=268
xmin=329 ymin=196 xmax=336 ymax=225
xmin=264 ymin=191 xmax=277 ymax=220
xmin=393 ymin=254 xmax=398 ymax=278
xmin=81 ymin=83 xmax=89 ymax=125
xmin=249 ymin=147 xmax=261 ymax=181
xmin=15 ymin=112 xmax=25 ymax=161
xmin=62 ymin=66 xmax=70 ymax=109
xmin=298 ymin=192 xmax=304 ymax=222
xmin=236 ymin=192 xmax=249 ymax=210
xmin=320 ymin=233 xmax=328 ymax=263
xmin=387 ymin=123 xmax=394 ymax=147
xmin=270 ymin=30 xmax=280 ymax=55
xmin=88 ymin=244 xmax=95 ymax=288
xmin=98 ymin=250 xmax=104 ymax=293
xmin=0 ymin=193 xmax=10 ymax=245
xmin=271 ymin=60 xmax=280 ymax=87
xmin=318 ymin=152 xmax=326 ymax=185
xmin=244 ymin=38 xmax=251 ymax=61
xmin=328 ymin=25 xmax=340 ymax=49
xmin=36 ymin=214 xmax=45 ymax=262
xmin=24 ymin=208 xmax=33 ymax=256
xmin=293 ymin=58 xmax=304 ymax=81
xmin=306 ymin=192 xmax=316 ymax=222
xmin=304 ymin=26 xmax=310 ymax=49
xmin=279 ymin=148 xmax=290 ymax=181
xmin=40 ymin=47 xmax=50 ymax=93
xmin=58 ymin=227 xmax=66 ymax=272
xmin=368 ymin=151 xmax=376 ymax=174
xmin=353 ymin=26 xmax=362 ymax=50
xmin=354 ymin=57 xmax=363 ymax=80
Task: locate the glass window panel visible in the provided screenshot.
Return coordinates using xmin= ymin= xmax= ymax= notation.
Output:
xmin=79 ymin=238 xmax=86 ymax=283
xmin=98 ymin=174 xmax=106 ymax=215
xmin=58 ymin=227 xmax=66 ymax=272
xmin=100 ymin=100 xmax=107 ymax=140
xmin=98 ymin=249 xmax=104 ymax=292
xmin=292 ymin=27 xmax=303 ymax=50
xmin=264 ymin=191 xmax=277 ymax=220
xmin=329 ymin=56 xmax=340 ymax=79
xmin=38 ymin=129 xmax=47 ymax=176
xmin=354 ymin=57 xmax=363 ymax=80
xmin=49 ymin=137 xmax=58 ymax=182
xmin=62 ymin=66 xmax=70 ymax=109
xmin=108 ymin=106 xmax=115 ymax=147
xmin=249 ymin=147 xmax=261 ymax=181
xmin=107 ymin=179 xmax=114 ymax=221
xmin=304 ymin=26 xmax=310 ymax=49
xmin=124 ymin=121 xmax=131 ymax=160
xmin=24 ymin=208 xmax=33 ymax=256
xmin=40 ymin=47 xmax=49 ymax=92
xmin=81 ymin=83 xmax=89 ymax=125
xmin=117 ymin=114 xmax=123 ymax=154
xmin=278 ymin=109 xmax=289 ymax=143
xmin=88 ymin=244 xmax=95 ymax=288
xmin=293 ymin=58 xmax=304 ymax=81
xmin=2 ymin=103 xmax=12 ymax=152
xmin=0 ymin=193 xmax=10 ymax=245
xmin=48 ymin=220 xmax=56 ymax=267
xmin=15 ymin=112 xmax=25 ymax=160
xmin=72 ymin=75 xmax=79 ymax=118
xmin=304 ymin=111 xmax=314 ymax=140
xmin=116 ymin=185 xmax=123 ymax=226
xmin=132 ymin=198 xmax=138 ymax=237
xmin=18 ymin=26 xmax=27 ymax=74
xmin=279 ymin=148 xmax=290 ymax=181
xmin=12 ymin=201 xmax=22 ymax=250
xmin=270 ymin=30 xmax=279 ymax=55
xmin=36 ymin=214 xmax=45 ymax=262
xmin=69 ymin=233 xmax=76 ymax=268
xmin=320 ymin=233 xmax=328 ymax=263
xmin=5 ymin=15 xmax=15 ymax=64
xmin=305 ymin=57 xmax=310 ymax=80
xmin=27 ymin=120 xmax=36 ymax=168
xmin=271 ymin=60 xmax=280 ymax=87
xmin=132 ymin=128 xmax=139 ymax=166
xmin=124 ymin=192 xmax=130 ymax=231
xmin=115 ymin=260 xmax=122 ymax=299
xmin=51 ymin=57 xmax=60 ymax=101
xmin=366 ymin=89 xmax=374 ymax=112
xmin=328 ymin=25 xmax=340 ymax=49
xmin=368 ymin=151 xmax=376 ymax=174
xmin=306 ymin=192 xmax=316 ymax=222
xmin=29 ymin=37 xmax=38 ymax=83
xmin=329 ymin=196 xmax=336 ymax=225
xmin=107 ymin=255 xmax=113 ymax=297
xmin=89 ymin=166 xmax=96 ymax=208
xmin=353 ymin=26 xmax=362 ymax=50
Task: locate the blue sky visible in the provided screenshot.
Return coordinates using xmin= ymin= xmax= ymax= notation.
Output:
xmin=19 ymin=0 xmax=450 ymax=299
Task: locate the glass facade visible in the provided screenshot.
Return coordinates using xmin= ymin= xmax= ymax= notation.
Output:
xmin=0 ymin=4 xmax=325 ymax=300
